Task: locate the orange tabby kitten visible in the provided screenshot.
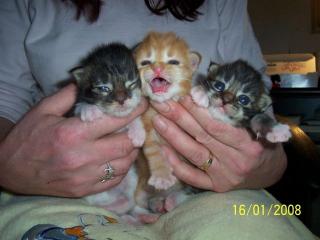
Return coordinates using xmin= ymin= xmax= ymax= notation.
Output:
xmin=134 ymin=32 xmax=201 ymax=191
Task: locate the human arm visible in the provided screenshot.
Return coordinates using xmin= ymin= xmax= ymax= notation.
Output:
xmin=0 ymin=84 xmax=148 ymax=196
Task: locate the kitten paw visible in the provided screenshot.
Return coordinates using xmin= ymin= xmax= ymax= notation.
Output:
xmin=191 ymin=86 xmax=209 ymax=108
xmin=128 ymin=124 xmax=146 ymax=147
xmin=148 ymin=191 xmax=187 ymax=213
xmin=75 ymin=103 xmax=104 ymax=122
xmin=127 ymin=118 xmax=145 ymax=147
xmin=165 ymin=191 xmax=190 ymax=212
xmin=148 ymin=174 xmax=177 ymax=190
xmin=148 ymin=197 xmax=166 ymax=213
xmin=164 ymin=195 xmax=177 ymax=212
xmin=137 ymin=213 xmax=160 ymax=224
xmin=266 ymin=124 xmax=292 ymax=143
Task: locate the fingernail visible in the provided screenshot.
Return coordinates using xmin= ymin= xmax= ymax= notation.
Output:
xmin=150 ymin=101 xmax=171 ymax=113
xmin=160 ymin=145 xmax=174 ymax=169
xmin=153 ymin=115 xmax=168 ymax=131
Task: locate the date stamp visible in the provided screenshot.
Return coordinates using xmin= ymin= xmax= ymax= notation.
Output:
xmin=232 ymin=204 xmax=301 ymax=216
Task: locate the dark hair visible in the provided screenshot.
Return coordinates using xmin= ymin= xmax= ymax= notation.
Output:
xmin=62 ymin=0 xmax=103 ymax=23
xmin=144 ymin=0 xmax=205 ymax=21
xmin=63 ymin=0 xmax=205 ymax=23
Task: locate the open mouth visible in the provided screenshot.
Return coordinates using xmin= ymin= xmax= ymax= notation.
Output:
xmin=150 ymin=77 xmax=171 ymax=94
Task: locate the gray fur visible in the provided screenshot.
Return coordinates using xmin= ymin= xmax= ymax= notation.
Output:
xmin=201 ymin=59 xmax=287 ymax=141
xmin=70 ymin=42 xmax=142 ymax=117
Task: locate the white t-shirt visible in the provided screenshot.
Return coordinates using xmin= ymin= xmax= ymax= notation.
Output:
xmin=0 ymin=0 xmax=270 ymax=123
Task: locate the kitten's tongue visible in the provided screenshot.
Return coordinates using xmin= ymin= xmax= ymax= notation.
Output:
xmin=150 ymin=78 xmax=170 ymax=94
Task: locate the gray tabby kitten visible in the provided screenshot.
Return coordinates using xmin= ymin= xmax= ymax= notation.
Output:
xmin=191 ymin=59 xmax=291 ymax=142
xmin=72 ymin=43 xmax=142 ymax=120
xmin=70 ymin=43 xmax=146 ymax=218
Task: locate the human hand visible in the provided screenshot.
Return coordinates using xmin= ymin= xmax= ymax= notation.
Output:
xmin=151 ymin=96 xmax=287 ymax=192
xmin=0 ymin=84 xmax=148 ymax=197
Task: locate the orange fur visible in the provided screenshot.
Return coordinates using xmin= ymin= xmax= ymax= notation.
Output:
xmin=134 ymin=32 xmax=201 ymax=192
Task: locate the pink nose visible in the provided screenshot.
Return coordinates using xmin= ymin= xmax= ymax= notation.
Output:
xmin=154 ymin=67 xmax=162 ymax=75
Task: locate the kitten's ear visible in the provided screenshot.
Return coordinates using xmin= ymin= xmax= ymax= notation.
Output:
xmin=208 ymin=61 xmax=219 ymax=74
xmin=189 ymin=51 xmax=201 ymax=72
xmin=258 ymin=93 xmax=272 ymax=112
xmin=70 ymin=67 xmax=85 ymax=82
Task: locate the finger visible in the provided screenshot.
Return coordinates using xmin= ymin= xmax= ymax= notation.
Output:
xmin=54 ymin=175 xmax=125 ymax=197
xmin=90 ymin=149 xmax=139 ymax=181
xmin=150 ymin=100 xmax=205 ymax=140
xmin=161 ymin=145 xmax=212 ymax=190
xmin=45 ymin=147 xmax=138 ymax=183
xmin=162 ymin=145 xmax=241 ymax=192
xmin=151 ymin=100 xmax=238 ymax=157
xmin=92 ymin=132 xmax=136 ymax=162
xmin=36 ymin=84 xmax=77 ymax=116
xmin=151 ymin=100 xmax=243 ymax=166
xmin=152 ymin=114 xmax=212 ymax=168
xmin=48 ymin=149 xmax=139 ymax=196
xmin=64 ymin=97 xmax=148 ymax=140
xmin=89 ymin=150 xmax=139 ymax=194
xmin=180 ymin=95 xmax=253 ymax=149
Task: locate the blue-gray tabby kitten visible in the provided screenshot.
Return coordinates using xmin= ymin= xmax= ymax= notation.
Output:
xmin=70 ymin=43 xmax=147 ymax=221
xmin=191 ymin=60 xmax=291 ymax=142
xmin=71 ymin=43 xmax=142 ymax=120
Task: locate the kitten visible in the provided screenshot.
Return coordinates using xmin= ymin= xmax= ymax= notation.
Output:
xmin=133 ymin=32 xmax=201 ymax=214
xmin=191 ymin=60 xmax=291 ymax=142
xmin=70 ymin=42 xmax=146 ymax=217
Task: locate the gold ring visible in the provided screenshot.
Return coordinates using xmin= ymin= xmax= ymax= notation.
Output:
xmin=199 ymin=154 xmax=214 ymax=172
xmin=100 ymin=162 xmax=115 ymax=183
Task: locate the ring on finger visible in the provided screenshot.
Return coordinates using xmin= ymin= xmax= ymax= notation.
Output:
xmin=100 ymin=162 xmax=115 ymax=183
xmin=199 ymin=154 xmax=214 ymax=172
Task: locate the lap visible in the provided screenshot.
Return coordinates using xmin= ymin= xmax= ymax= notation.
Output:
xmin=0 ymin=190 xmax=315 ymax=240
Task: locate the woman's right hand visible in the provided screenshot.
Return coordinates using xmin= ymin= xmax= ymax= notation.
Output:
xmin=0 ymin=84 xmax=148 ymax=197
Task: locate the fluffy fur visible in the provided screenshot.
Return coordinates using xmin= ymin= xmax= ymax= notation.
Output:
xmin=191 ymin=60 xmax=291 ymax=142
xmin=72 ymin=42 xmax=142 ymax=118
xmin=70 ymin=42 xmax=146 ymax=219
xmin=134 ymin=32 xmax=201 ymax=192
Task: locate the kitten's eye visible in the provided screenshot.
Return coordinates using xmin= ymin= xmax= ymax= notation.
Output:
xmin=213 ymin=81 xmax=225 ymax=92
xmin=95 ymin=85 xmax=111 ymax=93
xmin=167 ymin=59 xmax=180 ymax=65
xmin=238 ymin=95 xmax=251 ymax=106
xmin=141 ymin=60 xmax=151 ymax=66
xmin=128 ymin=81 xmax=138 ymax=89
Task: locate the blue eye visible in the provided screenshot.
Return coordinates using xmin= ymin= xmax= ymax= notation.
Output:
xmin=238 ymin=95 xmax=251 ymax=105
xmin=213 ymin=81 xmax=225 ymax=92
xmin=97 ymin=85 xmax=110 ymax=92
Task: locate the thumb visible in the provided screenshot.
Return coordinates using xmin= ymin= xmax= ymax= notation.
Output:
xmin=37 ymin=84 xmax=77 ymax=116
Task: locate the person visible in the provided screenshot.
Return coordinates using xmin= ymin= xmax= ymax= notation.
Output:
xmin=0 ymin=0 xmax=315 ymax=239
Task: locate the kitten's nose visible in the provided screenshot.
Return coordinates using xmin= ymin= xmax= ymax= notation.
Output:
xmin=153 ymin=66 xmax=162 ymax=75
xmin=115 ymin=91 xmax=127 ymax=105
xmin=222 ymin=91 xmax=234 ymax=104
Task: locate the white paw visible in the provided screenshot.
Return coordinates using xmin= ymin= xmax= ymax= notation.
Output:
xmin=127 ymin=118 xmax=146 ymax=147
xmin=191 ymin=86 xmax=209 ymax=108
xmin=148 ymin=174 xmax=177 ymax=190
xmin=128 ymin=127 xmax=146 ymax=147
xmin=75 ymin=103 xmax=104 ymax=122
xmin=266 ymin=124 xmax=292 ymax=143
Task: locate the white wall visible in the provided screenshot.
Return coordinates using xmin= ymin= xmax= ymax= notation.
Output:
xmin=248 ymin=0 xmax=320 ymax=54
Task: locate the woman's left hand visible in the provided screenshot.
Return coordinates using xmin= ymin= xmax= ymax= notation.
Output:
xmin=151 ymin=96 xmax=287 ymax=192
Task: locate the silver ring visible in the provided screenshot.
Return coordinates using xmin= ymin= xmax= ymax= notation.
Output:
xmin=100 ymin=162 xmax=115 ymax=183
